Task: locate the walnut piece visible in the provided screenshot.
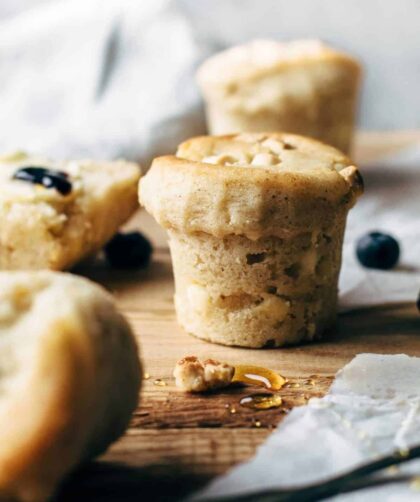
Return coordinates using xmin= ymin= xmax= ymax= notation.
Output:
xmin=173 ymin=356 xmax=235 ymax=392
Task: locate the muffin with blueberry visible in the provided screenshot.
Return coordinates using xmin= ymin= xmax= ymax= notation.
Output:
xmin=197 ymin=39 xmax=362 ymax=153
xmin=140 ymin=132 xmax=363 ymax=348
xmin=0 ymin=152 xmax=140 ymax=270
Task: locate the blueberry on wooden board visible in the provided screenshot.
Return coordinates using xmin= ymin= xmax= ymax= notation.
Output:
xmin=356 ymin=231 xmax=400 ymax=270
xmin=105 ymin=232 xmax=153 ymax=269
xmin=13 ymin=166 xmax=72 ymax=195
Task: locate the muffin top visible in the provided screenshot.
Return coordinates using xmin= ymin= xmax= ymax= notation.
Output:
xmin=197 ymin=39 xmax=360 ymax=90
xmin=178 ymin=132 xmax=350 ymax=172
xmin=140 ymin=133 xmax=363 ymax=239
xmin=0 ymin=151 xmax=140 ymax=205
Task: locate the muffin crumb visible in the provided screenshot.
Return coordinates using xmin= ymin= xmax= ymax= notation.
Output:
xmin=174 ymin=356 xmax=234 ymax=392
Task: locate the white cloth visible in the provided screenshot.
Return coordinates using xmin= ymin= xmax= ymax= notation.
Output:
xmin=3 ymin=0 xmax=420 ymax=130
xmin=0 ymin=0 xmax=207 ymax=165
xmin=193 ymin=354 xmax=420 ymax=501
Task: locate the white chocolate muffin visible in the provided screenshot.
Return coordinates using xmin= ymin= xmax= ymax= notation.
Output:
xmin=197 ymin=39 xmax=362 ymax=153
xmin=0 ymin=271 xmax=141 ymax=502
xmin=0 ymin=152 xmax=141 ymax=270
xmin=140 ymin=133 xmax=363 ymax=348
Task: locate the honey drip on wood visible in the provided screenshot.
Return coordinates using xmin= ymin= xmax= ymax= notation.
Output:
xmin=232 ymin=365 xmax=285 ymax=390
xmin=240 ymin=393 xmax=283 ymax=410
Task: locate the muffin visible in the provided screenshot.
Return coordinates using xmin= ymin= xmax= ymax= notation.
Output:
xmin=196 ymin=39 xmax=362 ymax=153
xmin=140 ymin=132 xmax=363 ymax=348
xmin=0 ymin=152 xmax=140 ymax=270
xmin=0 ymin=271 xmax=141 ymax=502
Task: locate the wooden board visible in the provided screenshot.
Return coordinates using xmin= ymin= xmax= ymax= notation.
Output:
xmin=55 ymin=132 xmax=420 ymax=501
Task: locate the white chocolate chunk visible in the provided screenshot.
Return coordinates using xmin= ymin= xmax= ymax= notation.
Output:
xmin=251 ymin=153 xmax=278 ymax=166
xmin=202 ymin=154 xmax=238 ymax=165
xmin=261 ymin=138 xmax=285 ymax=155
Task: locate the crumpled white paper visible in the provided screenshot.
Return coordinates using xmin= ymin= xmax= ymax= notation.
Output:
xmin=193 ymin=354 xmax=420 ymax=501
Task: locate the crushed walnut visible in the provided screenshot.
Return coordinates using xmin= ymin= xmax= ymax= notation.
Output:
xmin=173 ymin=356 xmax=235 ymax=392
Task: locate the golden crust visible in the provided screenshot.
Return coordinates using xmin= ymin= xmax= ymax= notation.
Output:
xmin=197 ymin=39 xmax=361 ymax=89
xmin=139 ymin=133 xmax=363 ymax=239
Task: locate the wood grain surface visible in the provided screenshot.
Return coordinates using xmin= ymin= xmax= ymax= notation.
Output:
xmin=55 ymin=132 xmax=420 ymax=501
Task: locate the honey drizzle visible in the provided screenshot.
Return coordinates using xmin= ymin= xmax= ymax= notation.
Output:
xmin=240 ymin=393 xmax=283 ymax=410
xmin=232 ymin=365 xmax=286 ymax=390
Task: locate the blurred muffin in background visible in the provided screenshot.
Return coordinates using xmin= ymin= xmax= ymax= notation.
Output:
xmin=196 ymin=39 xmax=362 ymax=153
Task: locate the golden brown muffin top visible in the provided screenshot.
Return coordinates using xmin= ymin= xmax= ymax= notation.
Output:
xmin=140 ymin=133 xmax=363 ymax=239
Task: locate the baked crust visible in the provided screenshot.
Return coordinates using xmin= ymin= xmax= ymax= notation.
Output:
xmin=0 ymin=153 xmax=141 ymax=270
xmin=197 ymin=39 xmax=360 ymax=89
xmin=0 ymin=271 xmax=141 ymax=502
xmin=140 ymin=133 xmax=363 ymax=239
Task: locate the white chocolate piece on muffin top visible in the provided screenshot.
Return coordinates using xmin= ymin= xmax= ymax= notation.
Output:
xmin=174 ymin=356 xmax=234 ymax=392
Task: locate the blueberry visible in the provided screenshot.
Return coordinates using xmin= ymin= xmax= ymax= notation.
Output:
xmin=105 ymin=232 xmax=153 ymax=269
xmin=13 ymin=166 xmax=72 ymax=195
xmin=356 ymin=231 xmax=400 ymax=270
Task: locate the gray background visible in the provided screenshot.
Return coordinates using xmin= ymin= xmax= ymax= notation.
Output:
xmin=1 ymin=0 xmax=419 ymax=130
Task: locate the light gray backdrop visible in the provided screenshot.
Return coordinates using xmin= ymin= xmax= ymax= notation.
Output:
xmin=0 ymin=0 xmax=418 ymax=163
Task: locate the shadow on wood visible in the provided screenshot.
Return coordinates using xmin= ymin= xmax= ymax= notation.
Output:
xmin=54 ymin=462 xmax=209 ymax=502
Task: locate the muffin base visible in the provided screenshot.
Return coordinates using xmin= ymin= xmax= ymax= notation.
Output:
xmin=169 ymin=217 xmax=346 ymax=348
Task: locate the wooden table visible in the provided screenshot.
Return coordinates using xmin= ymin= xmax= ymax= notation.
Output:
xmin=56 ymin=132 xmax=420 ymax=501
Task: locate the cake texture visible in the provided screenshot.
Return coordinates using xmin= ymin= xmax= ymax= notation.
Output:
xmin=196 ymin=39 xmax=362 ymax=153
xmin=140 ymin=132 xmax=363 ymax=348
xmin=0 ymin=152 xmax=141 ymax=270
xmin=0 ymin=271 xmax=141 ymax=502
